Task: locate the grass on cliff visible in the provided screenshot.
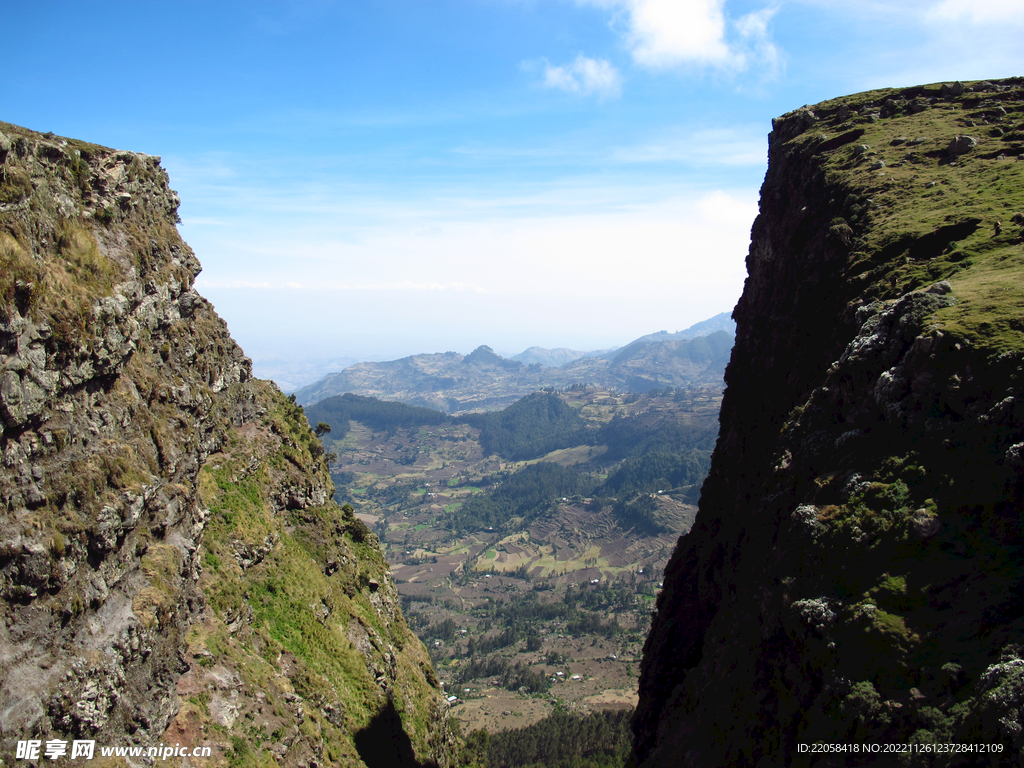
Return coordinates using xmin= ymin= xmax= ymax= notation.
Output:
xmin=0 ymin=231 xmax=44 ymax=317
xmin=196 ymin=447 xmax=373 ymax=715
xmin=802 ymin=80 xmax=1024 ymax=354
xmin=190 ymin=384 xmax=442 ymax=766
xmin=1 ymin=217 xmax=120 ymax=349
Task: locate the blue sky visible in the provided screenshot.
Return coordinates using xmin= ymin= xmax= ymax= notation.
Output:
xmin=4 ymin=0 xmax=1023 ymax=388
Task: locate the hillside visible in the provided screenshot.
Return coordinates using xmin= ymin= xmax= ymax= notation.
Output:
xmin=636 ymin=78 xmax=1024 ymax=766
xmin=0 ymin=123 xmax=459 ymax=766
xmin=293 ymin=330 xmax=732 ymax=412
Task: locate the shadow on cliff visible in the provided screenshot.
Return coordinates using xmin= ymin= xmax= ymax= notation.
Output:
xmin=354 ymin=697 xmax=438 ymax=768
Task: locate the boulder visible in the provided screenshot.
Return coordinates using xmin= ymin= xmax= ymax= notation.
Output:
xmin=948 ymin=135 xmax=977 ymax=156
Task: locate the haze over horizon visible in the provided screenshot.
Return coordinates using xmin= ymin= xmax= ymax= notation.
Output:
xmin=4 ymin=0 xmax=1022 ymax=389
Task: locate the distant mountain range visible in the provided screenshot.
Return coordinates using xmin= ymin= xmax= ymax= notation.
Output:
xmin=510 ymin=346 xmax=601 ymax=367
xmin=292 ymin=313 xmax=735 ymax=412
xmin=507 ymin=312 xmax=735 ymax=368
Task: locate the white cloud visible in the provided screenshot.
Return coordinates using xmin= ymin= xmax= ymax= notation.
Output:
xmin=626 ymin=0 xmax=733 ymax=67
xmin=928 ymin=0 xmax=1024 ymax=23
xmin=541 ymin=55 xmax=623 ymax=97
xmin=734 ymin=7 xmax=782 ymax=75
xmin=190 ymin=185 xmax=754 ymax=305
xmin=354 ymin=281 xmax=488 ymax=292
xmin=193 ymin=279 xmax=272 ymax=289
xmin=610 ymin=125 xmax=768 ymax=166
xmin=198 ymin=278 xmax=488 ymax=293
xmin=697 ymin=189 xmax=759 ymax=230
xmin=175 ymin=152 xmax=758 ymax=370
xmin=577 ymin=0 xmax=781 ymax=75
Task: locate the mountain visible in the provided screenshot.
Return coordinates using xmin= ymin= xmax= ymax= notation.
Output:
xmin=0 ymin=122 xmax=459 ymax=766
xmin=599 ymin=330 xmax=734 ymax=394
xmin=635 ymin=78 xmax=1024 ymax=766
xmin=623 ymin=311 xmax=736 ymax=346
xmin=293 ymin=326 xmax=734 ymax=412
xmin=510 ymin=346 xmax=589 ymax=367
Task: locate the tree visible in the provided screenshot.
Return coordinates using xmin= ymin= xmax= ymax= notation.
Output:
xmin=315 ymin=421 xmax=332 ymax=438
xmin=462 ymin=729 xmax=489 ymax=767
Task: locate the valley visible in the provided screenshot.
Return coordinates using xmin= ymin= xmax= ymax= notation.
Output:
xmin=6 ymin=70 xmax=1024 ymax=768
xmin=307 ymin=386 xmax=721 ymax=734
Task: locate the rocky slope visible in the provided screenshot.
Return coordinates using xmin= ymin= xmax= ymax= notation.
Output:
xmin=0 ymin=122 xmax=459 ymax=766
xmin=635 ymin=78 xmax=1024 ymax=766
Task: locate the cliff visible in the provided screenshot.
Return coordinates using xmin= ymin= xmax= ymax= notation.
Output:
xmin=635 ymin=78 xmax=1024 ymax=766
xmin=0 ymin=123 xmax=459 ymax=766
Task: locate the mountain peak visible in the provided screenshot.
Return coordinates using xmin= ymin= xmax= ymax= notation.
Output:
xmin=463 ymin=344 xmax=517 ymax=368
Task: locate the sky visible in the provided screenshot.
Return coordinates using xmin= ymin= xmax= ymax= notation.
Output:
xmin=3 ymin=0 xmax=1023 ymax=389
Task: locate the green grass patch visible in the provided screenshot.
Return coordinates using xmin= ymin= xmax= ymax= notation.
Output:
xmin=245 ymin=539 xmax=382 ymax=729
xmin=807 ymin=85 xmax=1024 ymax=355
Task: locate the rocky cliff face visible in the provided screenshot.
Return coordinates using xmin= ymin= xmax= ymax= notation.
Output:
xmin=0 ymin=122 xmax=459 ymax=766
xmin=635 ymin=78 xmax=1024 ymax=766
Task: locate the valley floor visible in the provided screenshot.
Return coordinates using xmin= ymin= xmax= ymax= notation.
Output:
xmin=323 ymin=388 xmax=718 ymax=732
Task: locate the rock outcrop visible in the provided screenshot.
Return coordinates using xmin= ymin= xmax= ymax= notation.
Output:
xmin=0 ymin=122 xmax=459 ymax=766
xmin=635 ymin=78 xmax=1024 ymax=766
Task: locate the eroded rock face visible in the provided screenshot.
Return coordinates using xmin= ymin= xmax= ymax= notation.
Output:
xmin=0 ymin=122 xmax=457 ymax=766
xmin=635 ymin=78 xmax=1024 ymax=767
